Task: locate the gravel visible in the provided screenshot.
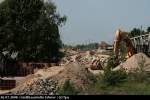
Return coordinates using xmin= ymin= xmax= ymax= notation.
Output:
xmin=9 ymin=79 xmax=58 ymax=95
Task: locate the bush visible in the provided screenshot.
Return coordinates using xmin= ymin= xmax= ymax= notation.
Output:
xmin=58 ymin=80 xmax=78 ymax=95
xmin=85 ymin=55 xmax=150 ymax=95
xmin=102 ymin=57 xmax=127 ymax=86
xmin=103 ymin=69 xmax=127 ymax=86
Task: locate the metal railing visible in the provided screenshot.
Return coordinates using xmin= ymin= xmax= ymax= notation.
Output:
xmin=130 ymin=33 xmax=150 ymax=55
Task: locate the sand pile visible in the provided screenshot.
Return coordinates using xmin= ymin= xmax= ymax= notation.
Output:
xmin=8 ymin=61 xmax=92 ymax=94
xmin=113 ymin=53 xmax=150 ymax=73
xmin=50 ymin=62 xmax=93 ymax=91
xmin=7 ymin=66 xmax=64 ymax=95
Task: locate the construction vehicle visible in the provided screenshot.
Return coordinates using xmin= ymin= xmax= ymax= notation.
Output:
xmin=90 ymin=29 xmax=136 ymax=69
xmin=90 ymin=29 xmax=150 ymax=70
xmin=113 ymin=29 xmax=150 ymax=66
xmin=113 ymin=29 xmax=136 ymax=66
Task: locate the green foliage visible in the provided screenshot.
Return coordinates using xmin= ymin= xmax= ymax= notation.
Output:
xmin=102 ymin=67 xmax=127 ymax=86
xmin=75 ymin=43 xmax=99 ymax=51
xmin=107 ymin=54 xmax=115 ymax=65
xmin=86 ymin=72 xmax=98 ymax=84
xmin=119 ymin=41 xmax=126 ymax=61
xmin=0 ymin=0 xmax=66 ymax=63
xmin=85 ymin=54 xmax=150 ymax=95
xmin=105 ymin=53 xmax=117 ymax=68
xmin=89 ymin=80 xmax=150 ymax=95
xmin=129 ymin=27 xmax=148 ymax=38
xmin=129 ymin=28 xmax=141 ymax=37
xmin=147 ymin=27 xmax=150 ymax=33
xmin=95 ymin=55 xmax=127 ymax=86
xmin=58 ymin=80 xmax=78 ymax=95
xmin=63 ymin=43 xmax=99 ymax=51
xmin=117 ymin=81 xmax=150 ymax=95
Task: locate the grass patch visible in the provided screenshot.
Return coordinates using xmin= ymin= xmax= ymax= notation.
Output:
xmin=85 ymin=55 xmax=150 ymax=95
xmin=86 ymin=76 xmax=150 ymax=95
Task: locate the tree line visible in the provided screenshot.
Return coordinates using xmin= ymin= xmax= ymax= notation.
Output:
xmin=63 ymin=43 xmax=99 ymax=51
xmin=129 ymin=26 xmax=150 ymax=38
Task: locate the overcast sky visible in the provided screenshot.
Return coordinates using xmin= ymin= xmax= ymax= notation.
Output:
xmin=54 ymin=0 xmax=150 ymax=45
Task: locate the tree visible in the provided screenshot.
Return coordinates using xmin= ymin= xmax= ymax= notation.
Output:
xmin=0 ymin=0 xmax=66 ymax=63
xmin=147 ymin=27 xmax=150 ymax=33
xmin=130 ymin=28 xmax=141 ymax=37
xmin=71 ymin=43 xmax=99 ymax=51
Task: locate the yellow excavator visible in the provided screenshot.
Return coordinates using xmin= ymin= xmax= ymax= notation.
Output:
xmin=90 ymin=29 xmax=136 ymax=70
xmin=113 ymin=29 xmax=135 ymax=66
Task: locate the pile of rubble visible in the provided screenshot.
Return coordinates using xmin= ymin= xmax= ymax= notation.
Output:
xmin=59 ymin=48 xmax=110 ymax=70
xmin=9 ymin=79 xmax=58 ymax=95
xmin=59 ymin=49 xmax=79 ymax=66
xmin=76 ymin=51 xmax=110 ymax=70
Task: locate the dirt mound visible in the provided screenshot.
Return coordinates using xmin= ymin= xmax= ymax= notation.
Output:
xmin=7 ymin=66 xmax=64 ymax=95
xmin=8 ymin=62 xmax=92 ymax=94
xmin=113 ymin=53 xmax=150 ymax=73
xmin=50 ymin=62 xmax=92 ymax=91
xmin=35 ymin=66 xmax=65 ymax=79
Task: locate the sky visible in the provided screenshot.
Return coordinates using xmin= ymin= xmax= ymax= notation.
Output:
xmin=0 ymin=0 xmax=149 ymax=45
xmin=53 ymin=0 xmax=150 ymax=45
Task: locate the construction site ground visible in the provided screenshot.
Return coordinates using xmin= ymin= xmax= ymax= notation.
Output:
xmin=1 ymin=49 xmax=150 ymax=95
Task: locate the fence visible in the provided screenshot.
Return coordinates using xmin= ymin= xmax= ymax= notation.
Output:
xmin=130 ymin=33 xmax=150 ymax=55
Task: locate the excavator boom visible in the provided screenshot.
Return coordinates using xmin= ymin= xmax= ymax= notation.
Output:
xmin=113 ymin=29 xmax=135 ymax=66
